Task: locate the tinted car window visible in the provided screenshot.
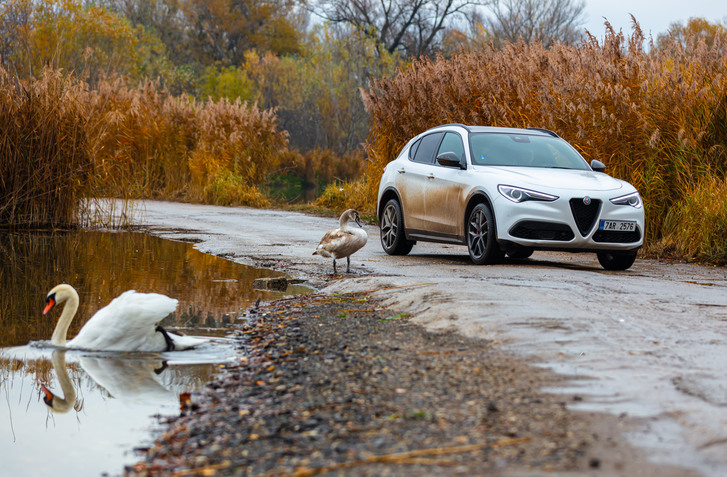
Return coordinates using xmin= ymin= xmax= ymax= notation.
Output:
xmin=411 ymin=132 xmax=444 ymax=164
xmin=436 ymin=132 xmax=465 ymax=163
xmin=469 ymin=133 xmax=590 ymax=170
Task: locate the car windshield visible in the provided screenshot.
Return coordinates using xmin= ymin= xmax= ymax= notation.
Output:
xmin=469 ymin=132 xmax=590 ymax=170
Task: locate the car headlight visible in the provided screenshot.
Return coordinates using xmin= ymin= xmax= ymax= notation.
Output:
xmin=610 ymin=192 xmax=642 ymax=208
xmin=498 ymin=185 xmax=559 ymax=203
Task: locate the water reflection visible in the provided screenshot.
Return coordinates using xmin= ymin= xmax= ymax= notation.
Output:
xmin=0 ymin=230 xmax=308 ymax=476
xmin=0 ymin=344 xmax=226 ymax=476
xmin=0 ymin=230 xmax=305 ymax=347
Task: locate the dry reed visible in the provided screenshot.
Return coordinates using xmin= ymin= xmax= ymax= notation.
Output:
xmin=0 ymin=66 xmax=93 ymax=228
xmin=1 ymin=65 xmax=289 ymax=228
xmin=86 ymin=77 xmax=288 ymax=206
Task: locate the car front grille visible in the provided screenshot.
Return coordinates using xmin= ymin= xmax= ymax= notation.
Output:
xmin=592 ymin=229 xmax=642 ymax=243
xmin=569 ymin=198 xmax=602 ymax=236
xmin=510 ymin=221 xmax=575 ymax=241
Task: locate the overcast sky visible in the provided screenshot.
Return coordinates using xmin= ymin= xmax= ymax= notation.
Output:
xmin=581 ymin=0 xmax=726 ymax=39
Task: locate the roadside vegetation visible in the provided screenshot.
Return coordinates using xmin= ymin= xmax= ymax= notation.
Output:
xmin=0 ymin=0 xmax=725 ymax=263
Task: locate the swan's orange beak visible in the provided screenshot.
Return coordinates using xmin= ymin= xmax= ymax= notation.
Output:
xmin=40 ymin=384 xmax=55 ymax=407
xmin=43 ymin=298 xmax=55 ymax=315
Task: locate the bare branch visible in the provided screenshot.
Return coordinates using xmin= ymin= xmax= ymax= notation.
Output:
xmin=313 ymin=0 xmax=486 ymax=57
xmin=484 ymin=0 xmax=586 ymax=48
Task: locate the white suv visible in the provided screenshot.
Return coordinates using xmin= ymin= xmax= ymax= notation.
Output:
xmin=377 ymin=124 xmax=645 ymax=270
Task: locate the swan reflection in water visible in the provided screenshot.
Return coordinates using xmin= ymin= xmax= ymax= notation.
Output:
xmin=0 ymin=343 xmax=230 ymax=477
xmin=40 ymin=351 xmax=79 ymax=414
xmin=39 ymin=349 xmax=187 ymax=415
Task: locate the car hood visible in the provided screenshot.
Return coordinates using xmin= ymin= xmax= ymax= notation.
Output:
xmin=474 ymin=166 xmax=626 ymax=192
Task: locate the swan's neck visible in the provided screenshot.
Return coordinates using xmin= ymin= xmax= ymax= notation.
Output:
xmin=51 ymin=290 xmax=79 ymax=347
xmin=340 ymin=217 xmax=358 ymax=234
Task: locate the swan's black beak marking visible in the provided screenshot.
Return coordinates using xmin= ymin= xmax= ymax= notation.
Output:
xmin=355 ymin=214 xmax=363 ymax=228
xmin=43 ymin=294 xmax=56 ymax=315
xmin=41 ymin=384 xmax=55 ymax=408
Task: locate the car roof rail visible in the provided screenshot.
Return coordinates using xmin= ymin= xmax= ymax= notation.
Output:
xmin=433 ymin=123 xmax=472 ymax=132
xmin=526 ymin=127 xmax=559 ymax=137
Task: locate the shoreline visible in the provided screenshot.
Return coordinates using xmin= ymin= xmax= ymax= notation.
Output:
xmin=126 ymin=291 xmax=692 ymax=476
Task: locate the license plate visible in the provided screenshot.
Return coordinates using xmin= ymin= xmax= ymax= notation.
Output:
xmin=599 ymin=220 xmax=636 ymax=232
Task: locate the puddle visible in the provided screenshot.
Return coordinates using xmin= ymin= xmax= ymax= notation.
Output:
xmin=0 ymin=231 xmax=309 ymax=476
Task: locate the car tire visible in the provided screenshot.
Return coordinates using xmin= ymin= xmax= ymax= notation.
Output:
xmin=467 ymin=203 xmax=503 ymax=265
xmin=380 ymin=199 xmax=415 ymax=255
xmin=597 ymin=250 xmax=638 ymax=270
xmin=506 ymin=248 xmax=534 ymax=259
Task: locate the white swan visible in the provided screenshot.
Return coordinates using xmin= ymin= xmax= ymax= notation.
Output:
xmin=43 ymin=284 xmax=207 ymax=352
xmin=313 ymin=209 xmax=368 ymax=273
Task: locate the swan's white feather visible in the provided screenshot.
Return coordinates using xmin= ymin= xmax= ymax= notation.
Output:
xmin=66 ymin=290 xmax=203 ymax=352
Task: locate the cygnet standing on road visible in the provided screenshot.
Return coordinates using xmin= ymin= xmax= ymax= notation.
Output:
xmin=313 ymin=209 xmax=368 ymax=273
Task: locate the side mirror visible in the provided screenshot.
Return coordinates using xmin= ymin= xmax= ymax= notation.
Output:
xmin=591 ymin=159 xmax=606 ymax=172
xmin=437 ymin=152 xmax=466 ymax=169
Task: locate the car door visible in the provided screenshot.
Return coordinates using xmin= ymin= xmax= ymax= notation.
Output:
xmin=423 ymin=131 xmax=467 ymax=239
xmin=396 ymin=132 xmax=443 ymax=232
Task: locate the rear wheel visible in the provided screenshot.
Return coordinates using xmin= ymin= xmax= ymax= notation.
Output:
xmin=467 ymin=203 xmax=504 ymax=265
xmin=597 ymin=250 xmax=638 ymax=270
xmin=380 ymin=199 xmax=415 ymax=255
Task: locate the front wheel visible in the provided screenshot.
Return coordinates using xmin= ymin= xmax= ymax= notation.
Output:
xmin=380 ymin=199 xmax=415 ymax=255
xmin=597 ymin=250 xmax=638 ymax=270
xmin=467 ymin=203 xmax=503 ymax=265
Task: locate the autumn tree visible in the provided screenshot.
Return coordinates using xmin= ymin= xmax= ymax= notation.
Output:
xmin=657 ymin=17 xmax=727 ymax=50
xmin=245 ymin=25 xmax=397 ymax=154
xmin=0 ymin=0 xmax=167 ymax=83
xmin=101 ymin=0 xmax=304 ymax=67
xmin=312 ymin=0 xmax=484 ymax=57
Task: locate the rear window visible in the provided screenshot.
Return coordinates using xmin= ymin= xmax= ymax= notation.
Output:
xmin=469 ymin=133 xmax=590 ymax=170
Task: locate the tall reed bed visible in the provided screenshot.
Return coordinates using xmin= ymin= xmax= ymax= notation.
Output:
xmin=0 ymin=67 xmax=93 ymax=228
xmin=0 ymin=66 xmax=289 ymax=228
xmin=362 ymin=24 xmax=727 ymax=262
xmin=86 ymin=77 xmax=288 ymax=207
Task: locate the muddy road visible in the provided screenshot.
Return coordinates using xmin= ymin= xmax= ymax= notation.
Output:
xmin=133 ymin=200 xmax=727 ymax=476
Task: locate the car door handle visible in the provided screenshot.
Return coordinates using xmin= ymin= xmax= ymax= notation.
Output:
xmin=427 ymin=174 xmax=435 ymax=179
xmin=397 ymin=168 xmax=406 ymax=174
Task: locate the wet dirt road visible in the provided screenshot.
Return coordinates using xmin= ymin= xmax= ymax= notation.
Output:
xmin=133 ymin=200 xmax=727 ymax=476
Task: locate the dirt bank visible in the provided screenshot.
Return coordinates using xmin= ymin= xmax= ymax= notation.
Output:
xmin=126 ymin=290 xmax=692 ymax=476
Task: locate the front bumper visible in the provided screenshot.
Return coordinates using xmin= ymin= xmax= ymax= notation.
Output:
xmin=492 ymin=194 xmax=645 ymax=252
